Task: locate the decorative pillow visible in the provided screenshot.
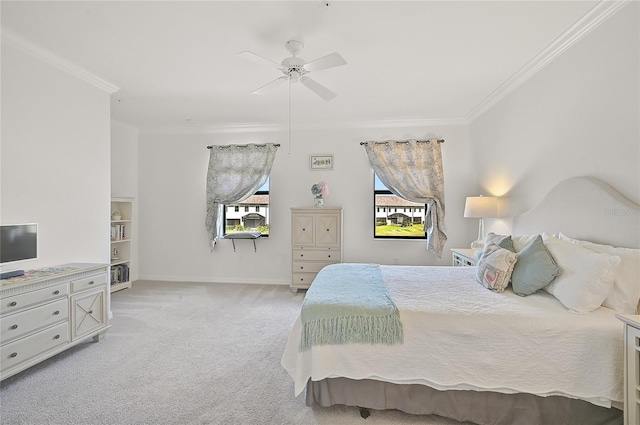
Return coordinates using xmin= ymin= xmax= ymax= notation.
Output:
xmin=485 ymin=233 xmax=515 ymax=252
xmin=485 ymin=232 xmax=537 ymax=252
xmin=559 ymin=232 xmax=640 ymax=314
xmin=511 ymin=235 xmax=561 ymax=296
xmin=475 ymin=243 xmax=517 ymax=293
xmin=479 ymin=233 xmax=515 ymax=262
xmin=542 ymin=234 xmax=621 ymax=313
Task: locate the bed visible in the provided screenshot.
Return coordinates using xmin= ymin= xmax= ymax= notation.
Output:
xmin=281 ymin=176 xmax=640 ymax=425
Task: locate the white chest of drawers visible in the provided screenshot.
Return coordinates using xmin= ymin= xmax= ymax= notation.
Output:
xmin=291 ymin=207 xmax=343 ymax=292
xmin=617 ymin=315 xmax=640 ymax=425
xmin=0 ymin=263 xmax=109 ymax=380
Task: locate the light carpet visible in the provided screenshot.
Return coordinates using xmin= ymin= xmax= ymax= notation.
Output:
xmin=0 ymin=280 xmax=470 ymax=425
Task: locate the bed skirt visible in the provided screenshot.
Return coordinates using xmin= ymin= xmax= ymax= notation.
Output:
xmin=305 ymin=378 xmax=622 ymax=425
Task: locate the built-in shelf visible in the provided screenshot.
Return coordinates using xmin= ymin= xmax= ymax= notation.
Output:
xmin=110 ymin=198 xmax=134 ymax=293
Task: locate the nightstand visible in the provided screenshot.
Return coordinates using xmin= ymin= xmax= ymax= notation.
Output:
xmin=451 ymin=248 xmax=477 ymax=267
xmin=616 ymin=314 xmax=640 ymax=425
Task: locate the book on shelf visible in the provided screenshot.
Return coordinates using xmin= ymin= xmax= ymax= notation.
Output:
xmin=110 ymin=224 xmax=126 ymax=241
xmin=110 ymin=264 xmax=130 ymax=284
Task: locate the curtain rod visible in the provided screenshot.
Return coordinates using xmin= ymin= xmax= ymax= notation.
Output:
xmin=207 ymin=143 xmax=281 ymax=149
xmin=360 ymin=139 xmax=444 ymax=146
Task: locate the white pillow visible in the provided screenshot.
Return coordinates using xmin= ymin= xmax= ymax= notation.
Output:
xmin=542 ymin=234 xmax=621 ymax=313
xmin=475 ymin=243 xmax=517 ymax=293
xmin=559 ymin=232 xmax=640 ymax=314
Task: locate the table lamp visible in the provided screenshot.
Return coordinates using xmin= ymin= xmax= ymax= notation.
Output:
xmin=464 ymin=195 xmax=499 ymax=252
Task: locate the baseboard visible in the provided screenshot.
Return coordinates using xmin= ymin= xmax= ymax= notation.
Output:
xmin=136 ymin=274 xmax=289 ymax=286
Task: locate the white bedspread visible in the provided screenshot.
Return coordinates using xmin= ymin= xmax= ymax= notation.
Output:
xmin=281 ymin=265 xmax=624 ymax=408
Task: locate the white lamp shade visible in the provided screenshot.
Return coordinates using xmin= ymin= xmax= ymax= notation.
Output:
xmin=464 ymin=196 xmax=499 ymax=218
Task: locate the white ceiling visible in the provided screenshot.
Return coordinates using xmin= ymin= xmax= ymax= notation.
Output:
xmin=1 ymin=0 xmax=609 ymax=132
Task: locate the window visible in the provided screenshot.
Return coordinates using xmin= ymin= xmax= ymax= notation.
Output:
xmin=374 ymin=174 xmax=425 ymax=239
xmin=223 ymin=178 xmax=270 ymax=236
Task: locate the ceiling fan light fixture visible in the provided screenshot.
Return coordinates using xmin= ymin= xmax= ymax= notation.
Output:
xmin=289 ymin=70 xmax=301 ymax=83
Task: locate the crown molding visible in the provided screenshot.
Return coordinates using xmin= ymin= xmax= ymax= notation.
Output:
xmin=1 ymin=28 xmax=120 ymax=94
xmin=139 ymin=116 xmax=467 ymax=135
xmin=466 ymin=0 xmax=631 ymax=123
xmin=350 ymin=117 xmax=468 ymax=129
xmin=139 ymin=122 xmax=283 ymax=135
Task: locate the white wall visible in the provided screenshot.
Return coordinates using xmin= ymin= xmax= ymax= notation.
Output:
xmin=469 ymin=2 xmax=639 ymax=235
xmin=111 ymin=120 xmax=139 ymax=281
xmin=137 ymin=124 xmax=476 ymax=283
xmin=134 ymin=3 xmax=638 ymax=284
xmin=1 ymin=44 xmax=112 ymax=270
xmin=111 ymin=120 xmax=139 ymax=199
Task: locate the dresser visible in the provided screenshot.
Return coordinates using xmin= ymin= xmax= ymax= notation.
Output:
xmin=0 ymin=263 xmax=110 ymax=380
xmin=617 ymin=314 xmax=640 ymax=425
xmin=291 ymin=207 xmax=343 ymax=292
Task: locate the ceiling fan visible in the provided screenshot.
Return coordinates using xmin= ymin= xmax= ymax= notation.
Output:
xmin=238 ymin=39 xmax=346 ymax=101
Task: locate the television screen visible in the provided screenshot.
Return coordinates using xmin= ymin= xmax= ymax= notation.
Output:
xmin=1 ymin=224 xmax=38 ymax=265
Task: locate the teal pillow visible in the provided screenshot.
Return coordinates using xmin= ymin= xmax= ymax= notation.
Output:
xmin=478 ymin=235 xmax=515 ymax=262
xmin=511 ymin=235 xmax=561 ymax=296
xmin=496 ymin=235 xmax=515 ymax=252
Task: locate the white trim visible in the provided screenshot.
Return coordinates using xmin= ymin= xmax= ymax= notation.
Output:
xmin=466 ymin=0 xmax=631 ymax=123
xmin=1 ymin=28 xmax=120 ymax=94
xmin=140 ymin=122 xmax=283 ymax=135
xmin=137 ymin=274 xmax=289 ymax=286
xmin=350 ymin=117 xmax=468 ymax=128
xmin=140 ymin=117 xmax=466 ymax=135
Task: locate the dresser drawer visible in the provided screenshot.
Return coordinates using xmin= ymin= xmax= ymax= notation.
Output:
xmin=292 ymin=262 xmax=328 ymax=273
xmin=1 ymin=299 xmax=68 ymax=343
xmin=0 ymin=283 xmax=68 ymax=315
xmin=292 ymin=272 xmax=318 ymax=286
xmin=292 ymin=249 xmax=341 ymax=262
xmin=0 ymin=322 xmax=69 ymax=372
xmin=71 ymin=273 xmax=107 ymax=293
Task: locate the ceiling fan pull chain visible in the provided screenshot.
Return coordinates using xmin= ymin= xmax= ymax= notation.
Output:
xmin=288 ymin=78 xmax=292 ymax=158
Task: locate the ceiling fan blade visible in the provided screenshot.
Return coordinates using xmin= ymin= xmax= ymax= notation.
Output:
xmin=252 ymin=76 xmax=288 ymax=95
xmin=237 ymin=51 xmax=282 ymax=69
xmin=300 ymin=77 xmax=337 ymax=101
xmin=304 ymin=52 xmax=347 ymax=72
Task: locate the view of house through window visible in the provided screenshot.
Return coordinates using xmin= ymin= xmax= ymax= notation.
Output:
xmin=224 ymin=178 xmax=269 ymax=236
xmin=374 ymin=174 xmax=425 ymax=238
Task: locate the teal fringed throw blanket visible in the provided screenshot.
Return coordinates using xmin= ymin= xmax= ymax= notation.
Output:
xmin=300 ymin=263 xmax=403 ymax=351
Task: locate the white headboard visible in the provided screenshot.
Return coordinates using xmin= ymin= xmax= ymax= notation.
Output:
xmin=513 ymin=176 xmax=640 ymax=249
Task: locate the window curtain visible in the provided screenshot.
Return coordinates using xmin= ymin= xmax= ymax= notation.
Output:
xmin=205 ymin=143 xmax=279 ymax=248
xmin=363 ymin=139 xmax=447 ymax=258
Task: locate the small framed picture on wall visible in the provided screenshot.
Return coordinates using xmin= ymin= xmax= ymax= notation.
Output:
xmin=310 ymin=154 xmax=333 ymax=170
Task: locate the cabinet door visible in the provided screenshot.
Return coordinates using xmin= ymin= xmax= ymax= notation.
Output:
xmin=315 ymin=213 xmax=340 ymax=247
xmin=292 ymin=214 xmax=315 ymax=246
xmin=71 ymin=289 xmax=107 ymax=340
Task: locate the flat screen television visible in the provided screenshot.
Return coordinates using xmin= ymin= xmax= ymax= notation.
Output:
xmin=1 ymin=223 xmax=38 ymax=266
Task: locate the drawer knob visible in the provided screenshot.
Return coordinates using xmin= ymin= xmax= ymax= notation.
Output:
xmin=300 ymin=266 xmax=304 ymax=270
xmin=302 ymin=228 xmax=306 ymax=231
xmin=10 ymin=352 xmax=17 ymax=358
xmin=300 ymin=278 xmax=304 ymax=281
xmin=53 ymin=290 xmax=60 ymax=295
xmin=53 ymin=311 xmax=60 ymax=315
xmin=326 ymin=229 xmax=329 ymax=232
xmin=10 ymin=324 xmax=18 ymax=330
xmin=328 ymin=255 xmax=331 ymax=258
xmin=9 ymin=301 xmax=17 ymax=307
xmin=88 ymin=281 xmax=95 ymax=285
xmin=300 ymin=254 xmax=304 ymax=257
xmin=54 ymin=335 xmax=60 ymax=340
xmin=88 ymin=310 xmax=94 ymax=315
